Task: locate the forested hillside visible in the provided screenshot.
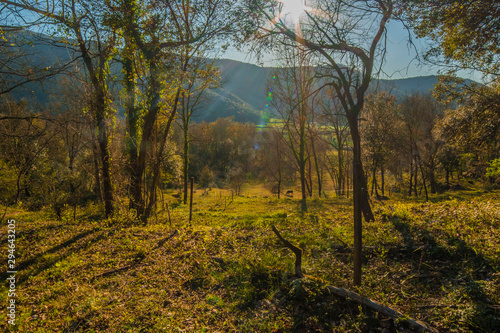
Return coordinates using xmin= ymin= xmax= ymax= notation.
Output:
xmin=1 ymin=30 xmax=450 ymax=124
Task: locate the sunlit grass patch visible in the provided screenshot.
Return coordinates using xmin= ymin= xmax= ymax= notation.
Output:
xmin=0 ymin=187 xmax=499 ymax=332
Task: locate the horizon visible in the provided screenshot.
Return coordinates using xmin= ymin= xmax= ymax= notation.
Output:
xmin=5 ymin=24 xmax=483 ymax=82
xmin=221 ymin=19 xmax=483 ymax=83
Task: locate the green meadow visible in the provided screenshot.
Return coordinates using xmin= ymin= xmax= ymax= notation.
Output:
xmin=1 ymin=185 xmax=499 ymax=332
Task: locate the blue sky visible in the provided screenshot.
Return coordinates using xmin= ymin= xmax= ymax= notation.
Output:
xmin=222 ymin=12 xmax=483 ymax=82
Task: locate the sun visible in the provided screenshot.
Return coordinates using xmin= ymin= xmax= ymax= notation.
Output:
xmin=280 ymin=0 xmax=310 ymax=24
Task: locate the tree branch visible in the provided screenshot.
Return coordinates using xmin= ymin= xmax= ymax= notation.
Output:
xmin=326 ymin=285 xmax=439 ymax=333
xmin=271 ymin=225 xmax=304 ymax=278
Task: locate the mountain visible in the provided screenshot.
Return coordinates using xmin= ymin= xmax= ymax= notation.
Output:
xmin=214 ymin=59 xmax=443 ymax=117
xmin=1 ymin=30 xmax=455 ymax=123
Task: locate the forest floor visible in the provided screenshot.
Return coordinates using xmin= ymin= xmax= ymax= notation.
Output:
xmin=0 ymin=184 xmax=499 ymax=332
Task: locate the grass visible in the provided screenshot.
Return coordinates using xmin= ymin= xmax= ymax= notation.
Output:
xmin=0 ymin=184 xmax=499 ymax=332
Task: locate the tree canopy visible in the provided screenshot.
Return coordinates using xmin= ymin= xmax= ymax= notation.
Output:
xmin=403 ymin=0 xmax=500 ymax=76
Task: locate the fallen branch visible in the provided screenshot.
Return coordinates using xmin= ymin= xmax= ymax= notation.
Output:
xmin=270 ymin=226 xmax=437 ymax=332
xmin=271 ymin=225 xmax=304 ymax=278
xmin=270 ymin=225 xmax=437 ymax=331
xmin=326 ymin=285 xmax=439 ymax=333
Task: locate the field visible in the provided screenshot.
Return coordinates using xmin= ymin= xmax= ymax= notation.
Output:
xmin=1 ymin=185 xmax=499 ymax=332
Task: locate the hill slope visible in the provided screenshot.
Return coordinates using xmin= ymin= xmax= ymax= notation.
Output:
xmin=2 ymin=30 xmax=454 ymax=123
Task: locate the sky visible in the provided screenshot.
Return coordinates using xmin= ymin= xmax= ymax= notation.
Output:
xmin=222 ymin=1 xmax=483 ymax=82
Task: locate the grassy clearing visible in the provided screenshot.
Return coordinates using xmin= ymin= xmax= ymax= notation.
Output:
xmin=1 ymin=185 xmax=499 ymax=332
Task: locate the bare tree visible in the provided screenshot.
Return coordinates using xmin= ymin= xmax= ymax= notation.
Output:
xmin=257 ymin=127 xmax=294 ymax=198
xmin=319 ymin=90 xmax=350 ymax=196
xmin=247 ymin=0 xmax=394 ymax=285
xmin=361 ymin=92 xmax=401 ymax=198
xmin=307 ymin=121 xmax=328 ymax=197
xmin=400 ymin=92 xmax=441 ymax=200
xmin=269 ymin=44 xmax=317 ymax=212
xmin=0 ymin=28 xmax=76 ymax=97
xmin=0 ymin=99 xmax=43 ymax=204
xmin=1 ymin=0 xmax=119 ymax=217
xmin=177 ymin=57 xmax=220 ymax=205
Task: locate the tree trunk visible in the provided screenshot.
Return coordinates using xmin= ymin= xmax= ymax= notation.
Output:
xmin=429 ymin=171 xmax=436 ymax=194
xmin=135 ymin=55 xmax=162 ymax=218
xmin=142 ymin=88 xmax=181 ymax=223
xmin=371 ymin=165 xmax=376 ymax=196
xmin=183 ymin=122 xmax=189 ymax=205
xmin=428 ymin=158 xmax=437 ymax=194
xmin=299 ymin=138 xmax=307 ymax=212
xmin=417 ymin=155 xmax=429 ymax=201
xmin=381 ymin=165 xmax=385 ymax=196
xmin=96 ymin=95 xmax=114 ymax=217
xmin=348 ymin=115 xmax=364 ymax=286
xmin=413 ymin=156 xmax=418 ymax=197
xmin=93 ymin=154 xmax=103 ymax=202
xmin=361 ymin=172 xmax=375 ymax=221
xmin=337 ymin=138 xmax=344 ymax=196
xmin=123 ymin=42 xmax=139 ymax=211
xmin=74 ymin=25 xmax=114 ymax=217
xmin=307 ymin=155 xmax=313 ymax=197
xmin=326 ymin=286 xmax=439 ymax=333
xmin=189 ymin=177 xmax=194 ymax=224
xmin=338 ymin=170 xmax=343 ymax=196
xmin=346 ymin=161 xmax=350 ymax=199
xmin=372 ymin=165 xmax=379 ymax=198
xmin=311 ymin=134 xmax=322 ymax=197
xmin=408 ymin=149 xmax=413 ymax=197
xmin=300 ymin=163 xmax=307 ymax=211
xmin=14 ymin=169 xmax=23 ymax=204
xmin=271 ymin=225 xmax=304 ymax=278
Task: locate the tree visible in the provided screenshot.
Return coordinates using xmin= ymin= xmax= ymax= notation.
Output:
xmin=319 ymin=91 xmax=351 ymax=196
xmin=49 ymin=75 xmax=97 ymax=218
xmin=486 ymin=158 xmax=500 ymax=183
xmin=434 ymin=79 xmax=500 ymax=181
xmin=403 ymin=1 xmax=500 ymax=183
xmin=199 ymin=166 xmax=215 ymax=192
xmin=403 ymin=0 xmax=500 ymax=77
xmin=269 ymin=44 xmax=317 ymax=211
xmin=257 ymin=126 xmax=294 ymax=198
xmin=0 ymin=28 xmax=75 ymax=97
xmin=177 ymin=58 xmax=220 ymax=204
xmin=228 ymin=166 xmax=246 ymax=196
xmin=307 ymin=121 xmax=328 ymax=198
xmin=0 ymin=98 xmax=51 ymax=205
xmin=399 ymin=92 xmax=441 ymax=200
xmin=436 ymin=144 xmax=459 ymax=188
xmin=189 ymin=118 xmax=256 ymax=185
xmin=109 ymin=0 xmax=243 ymax=222
xmin=361 ymin=92 xmax=401 ymax=197
xmin=1 ymin=0 xmax=118 ymax=217
xmin=247 ymin=0 xmax=393 ymax=285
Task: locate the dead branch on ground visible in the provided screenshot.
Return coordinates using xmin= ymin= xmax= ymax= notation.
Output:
xmin=270 ymin=225 xmax=437 ymax=332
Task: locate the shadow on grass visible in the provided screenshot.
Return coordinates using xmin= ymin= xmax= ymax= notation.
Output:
xmin=2 ymin=227 xmax=105 ymax=284
xmin=388 ymin=218 xmax=500 ymax=331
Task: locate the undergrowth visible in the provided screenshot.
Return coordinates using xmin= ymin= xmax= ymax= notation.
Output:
xmin=0 ymin=187 xmax=499 ymax=332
